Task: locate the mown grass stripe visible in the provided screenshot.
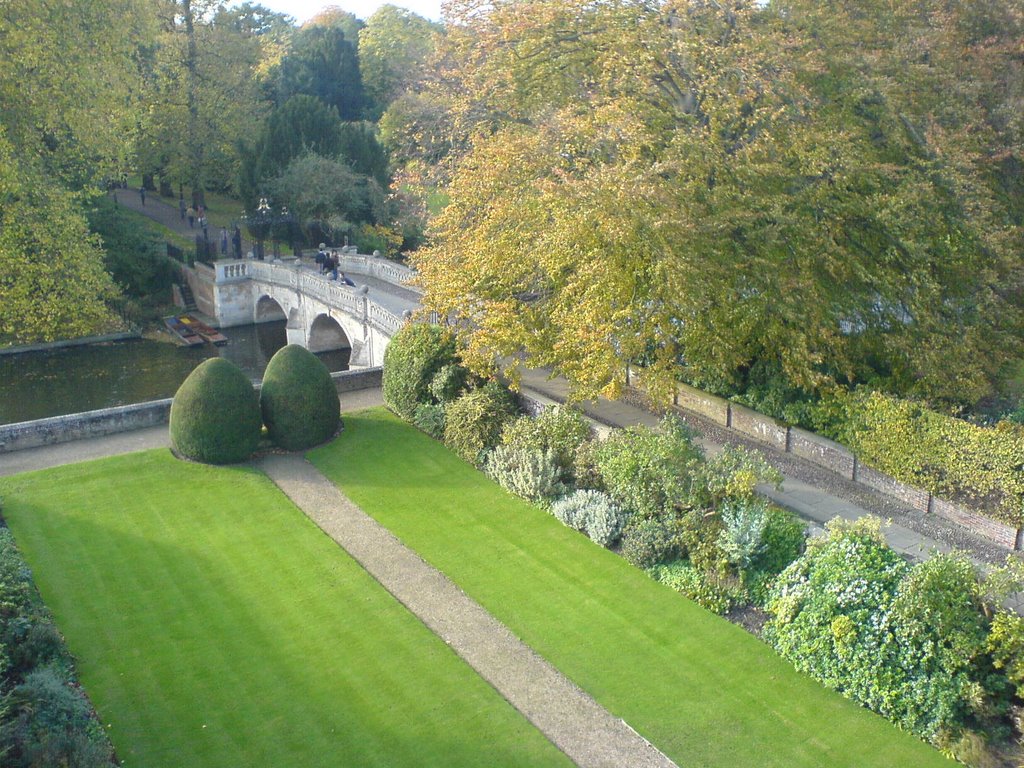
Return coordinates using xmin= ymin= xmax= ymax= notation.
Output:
xmin=308 ymin=408 xmax=953 ymax=768
xmin=0 ymin=450 xmax=573 ymax=768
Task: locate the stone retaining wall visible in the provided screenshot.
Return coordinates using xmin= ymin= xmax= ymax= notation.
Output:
xmin=0 ymin=367 xmax=383 ymax=454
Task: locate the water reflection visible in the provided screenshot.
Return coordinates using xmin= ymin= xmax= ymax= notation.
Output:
xmin=0 ymin=321 xmax=350 ymax=425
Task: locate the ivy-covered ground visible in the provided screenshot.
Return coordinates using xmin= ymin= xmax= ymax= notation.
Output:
xmin=0 ymin=451 xmax=570 ymax=768
xmin=309 ymin=408 xmax=953 ymax=768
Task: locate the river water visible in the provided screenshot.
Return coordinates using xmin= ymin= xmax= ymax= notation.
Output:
xmin=0 ymin=321 xmax=351 ymax=426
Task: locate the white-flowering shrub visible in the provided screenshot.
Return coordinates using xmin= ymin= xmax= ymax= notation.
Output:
xmin=551 ymin=489 xmax=631 ymax=548
xmin=484 ymin=445 xmax=565 ymax=506
xmin=717 ymin=497 xmax=770 ymax=570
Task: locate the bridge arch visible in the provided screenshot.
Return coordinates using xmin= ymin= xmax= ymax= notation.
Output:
xmin=255 ymin=294 xmax=287 ymax=323
xmin=308 ymin=313 xmax=352 ymax=353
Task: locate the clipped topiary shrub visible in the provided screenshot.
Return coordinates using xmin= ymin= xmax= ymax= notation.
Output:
xmin=484 ymin=445 xmax=565 ymax=506
xmin=382 ymin=323 xmax=463 ymax=420
xmin=260 ymin=344 xmax=340 ymax=451
xmin=170 ymin=357 xmax=261 ymax=464
xmin=443 ymin=381 xmax=518 ymax=465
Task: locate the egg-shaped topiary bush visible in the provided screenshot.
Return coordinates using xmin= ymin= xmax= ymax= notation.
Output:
xmin=170 ymin=357 xmax=262 ymax=464
xmin=260 ymin=344 xmax=340 ymax=451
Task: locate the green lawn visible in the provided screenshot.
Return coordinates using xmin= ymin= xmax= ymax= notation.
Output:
xmin=309 ymin=409 xmax=953 ymax=768
xmin=0 ymin=451 xmax=571 ymax=768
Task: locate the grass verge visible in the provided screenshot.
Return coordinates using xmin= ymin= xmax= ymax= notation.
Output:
xmin=308 ymin=408 xmax=953 ymax=768
xmin=0 ymin=450 xmax=571 ymax=768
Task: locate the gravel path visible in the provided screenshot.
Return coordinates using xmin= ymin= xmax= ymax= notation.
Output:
xmin=258 ymin=453 xmax=679 ymax=768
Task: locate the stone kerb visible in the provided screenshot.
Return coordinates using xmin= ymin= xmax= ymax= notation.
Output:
xmin=728 ymin=402 xmax=790 ymax=452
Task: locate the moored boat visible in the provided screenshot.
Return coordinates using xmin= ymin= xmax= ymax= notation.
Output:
xmin=178 ymin=314 xmax=229 ymax=346
xmin=163 ymin=316 xmax=204 ymax=347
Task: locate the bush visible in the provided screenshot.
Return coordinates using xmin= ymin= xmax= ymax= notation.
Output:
xmin=429 ymin=363 xmax=468 ymax=404
xmin=676 ymin=511 xmax=729 ymax=577
xmin=592 ymin=414 xmax=704 ymax=519
xmin=443 ymin=381 xmax=519 ymax=465
xmin=753 ymin=507 xmax=806 ymax=576
xmin=619 ymin=518 xmax=684 ymax=569
xmin=382 ymin=324 xmax=463 ymax=420
xmin=2 ymin=667 xmax=115 ymax=768
xmin=717 ymin=497 xmax=770 ymax=570
xmin=648 ymin=561 xmax=743 ymax=615
xmin=699 ymin=446 xmax=782 ymax=507
xmin=170 ymin=358 xmax=262 ymax=464
xmin=551 ymin=490 xmax=630 ymax=547
xmin=484 ymin=446 xmax=565 ymax=506
xmin=260 ymin=345 xmax=340 ymax=451
xmin=500 ymin=406 xmax=591 ymax=481
xmin=412 ymin=402 xmax=446 ymax=439
xmin=765 ymin=517 xmax=1010 ymax=743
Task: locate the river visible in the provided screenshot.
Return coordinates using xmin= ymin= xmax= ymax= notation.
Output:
xmin=0 ymin=321 xmax=351 ymax=426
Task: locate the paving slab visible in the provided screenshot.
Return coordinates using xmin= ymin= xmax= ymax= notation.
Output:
xmin=259 ymin=453 xmax=678 ymax=768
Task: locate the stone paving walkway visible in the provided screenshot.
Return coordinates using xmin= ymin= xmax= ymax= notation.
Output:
xmin=259 ymin=453 xmax=678 ymax=768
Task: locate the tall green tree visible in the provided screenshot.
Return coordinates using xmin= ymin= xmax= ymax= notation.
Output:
xmin=276 ymin=23 xmax=365 ymax=120
xmin=414 ymin=0 xmax=1023 ymax=409
xmin=359 ymin=5 xmax=442 ymax=120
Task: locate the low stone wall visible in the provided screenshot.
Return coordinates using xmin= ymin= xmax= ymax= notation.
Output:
xmin=623 ymin=378 xmax=1024 ymax=551
xmin=0 ymin=367 xmax=384 ymax=454
xmin=788 ymin=427 xmax=856 ymax=480
xmin=674 ymin=383 xmax=729 ymax=425
xmin=728 ymin=403 xmax=790 ymax=452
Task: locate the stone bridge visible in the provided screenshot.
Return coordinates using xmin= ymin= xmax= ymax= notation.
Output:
xmin=181 ymin=250 xmax=423 ymax=368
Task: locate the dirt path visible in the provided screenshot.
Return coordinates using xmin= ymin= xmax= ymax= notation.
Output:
xmin=258 ymin=453 xmax=679 ymax=768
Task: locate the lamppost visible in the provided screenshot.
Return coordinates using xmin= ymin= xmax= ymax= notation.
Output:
xmin=241 ymin=197 xmax=273 ymax=260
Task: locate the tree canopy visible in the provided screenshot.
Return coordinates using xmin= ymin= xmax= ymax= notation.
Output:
xmin=413 ymin=0 xmax=1024 ymax=410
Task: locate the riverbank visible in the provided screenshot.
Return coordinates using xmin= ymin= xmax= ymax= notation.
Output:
xmin=0 ymin=330 xmax=140 ymax=357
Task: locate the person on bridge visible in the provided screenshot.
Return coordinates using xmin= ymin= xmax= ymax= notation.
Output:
xmin=340 ymin=272 xmax=356 ymax=287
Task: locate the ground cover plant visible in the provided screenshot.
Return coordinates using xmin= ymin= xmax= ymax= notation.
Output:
xmin=309 ymin=409 xmax=952 ymax=768
xmin=0 ymin=452 xmax=572 ymax=768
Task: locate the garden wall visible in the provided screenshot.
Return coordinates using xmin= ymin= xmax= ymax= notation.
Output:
xmin=0 ymin=367 xmax=383 ymax=454
xmin=627 ymin=379 xmax=1024 ymax=551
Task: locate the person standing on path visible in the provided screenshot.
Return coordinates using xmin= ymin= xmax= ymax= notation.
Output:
xmin=186 ymin=205 xmax=195 ymax=229
xmin=179 ymin=196 xmax=186 ymax=220
xmin=139 ymin=186 xmax=146 ymax=206
xmin=220 ymin=228 xmax=228 ymax=256
xmin=232 ymin=226 xmax=242 ymax=258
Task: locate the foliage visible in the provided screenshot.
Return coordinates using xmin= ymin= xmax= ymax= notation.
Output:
xmin=834 ymin=390 xmax=1024 ymax=525
xmin=429 ymin=363 xmax=469 ymax=404
xmin=275 ymin=23 xmax=364 ymax=120
xmin=2 ymin=668 xmax=115 ymax=768
xmin=414 ymin=0 xmax=1024 ymax=410
xmin=592 ymin=415 xmax=704 ymax=519
xmin=699 ymin=446 xmax=782 ymax=508
xmin=443 ymin=381 xmax=518 ymax=465
xmin=0 ymin=528 xmax=115 ymax=768
xmin=751 ymin=507 xmax=807 ymax=577
xmin=260 ymin=344 xmax=340 ymax=451
xmin=412 ymin=403 xmax=446 ymax=439
xmin=717 ymin=498 xmax=770 ymax=571
xmin=648 ymin=561 xmax=742 ymax=616
xmin=382 ymin=323 xmax=462 ymax=420
xmin=0 ymin=141 xmax=119 ymax=343
xmin=87 ymin=196 xmax=174 ymax=300
xmin=987 ymin=612 xmax=1024 ymax=700
xmin=551 ymin=489 xmax=630 ymax=548
xmin=499 ymin=406 xmax=591 ymax=482
xmin=676 ymin=512 xmax=729 ymax=578
xmin=359 ymin=5 xmax=442 ymax=119
xmin=484 ymin=446 xmax=565 ymax=507
xmin=169 ymin=357 xmax=262 ymax=464
xmin=766 ymin=517 xmax=1011 ymax=744
xmin=619 ymin=518 xmax=685 ymax=570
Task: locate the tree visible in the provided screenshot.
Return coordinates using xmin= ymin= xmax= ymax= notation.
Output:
xmin=359 ymin=5 xmax=442 ymax=119
xmin=413 ymin=0 xmax=1023 ymax=409
xmin=276 ymin=23 xmax=365 ymax=120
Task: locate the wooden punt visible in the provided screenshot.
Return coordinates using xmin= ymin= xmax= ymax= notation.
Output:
xmin=163 ymin=315 xmax=204 ymax=347
xmin=178 ymin=314 xmax=229 ymax=346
